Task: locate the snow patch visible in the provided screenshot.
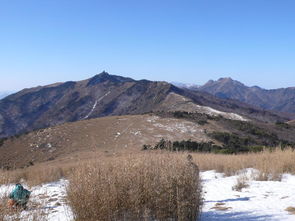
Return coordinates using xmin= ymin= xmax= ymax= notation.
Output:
xmin=198 ymin=105 xmax=248 ymax=121
xmin=130 ymin=130 xmax=141 ymax=136
xmin=165 ymin=92 xmax=248 ymax=121
xmin=201 ymin=170 xmax=295 ymax=221
xmin=146 ymin=116 xmax=159 ymax=123
xmin=153 ymin=122 xmax=200 ymax=134
xmin=84 ymin=91 xmax=110 ymax=119
xmin=0 ymin=179 xmax=73 ymax=221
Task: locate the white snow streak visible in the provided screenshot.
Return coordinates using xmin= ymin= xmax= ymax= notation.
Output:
xmin=83 ymin=91 xmax=110 ymax=119
xmin=198 ymin=105 xmax=248 ymax=121
xmin=166 ymin=93 xmax=248 ymax=121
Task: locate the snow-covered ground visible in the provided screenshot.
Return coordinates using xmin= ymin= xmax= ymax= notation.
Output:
xmin=200 ymin=170 xmax=295 ymax=221
xmin=1 ymin=170 xmax=295 ymax=220
xmin=162 ymin=92 xmax=248 ymax=121
xmin=0 ymin=179 xmax=73 ymax=221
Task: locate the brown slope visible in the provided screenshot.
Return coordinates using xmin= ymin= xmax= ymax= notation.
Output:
xmin=0 ymin=114 xmax=213 ymax=169
xmin=1 ymin=111 xmax=295 ymax=169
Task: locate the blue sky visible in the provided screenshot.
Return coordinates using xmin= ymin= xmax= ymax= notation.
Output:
xmin=0 ymin=0 xmax=295 ymax=91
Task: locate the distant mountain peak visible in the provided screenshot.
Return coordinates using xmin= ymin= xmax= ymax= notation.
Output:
xmin=218 ymin=77 xmax=233 ymax=82
xmin=87 ymin=71 xmax=134 ymax=86
xmin=96 ymin=70 xmax=110 ymax=78
xmin=216 ymin=77 xmax=243 ymax=85
xmin=203 ymin=77 xmax=245 ymax=88
xmin=198 ymin=77 xmax=295 ymax=115
xmin=250 ymin=85 xmax=262 ymax=90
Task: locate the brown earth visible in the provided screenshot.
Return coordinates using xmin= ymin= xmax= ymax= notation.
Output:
xmin=0 ymin=114 xmax=220 ymax=169
xmin=1 ymin=109 xmax=294 ymax=169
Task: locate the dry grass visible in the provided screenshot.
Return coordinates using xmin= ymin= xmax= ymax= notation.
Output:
xmin=0 ymin=199 xmax=47 ymax=221
xmin=1 ymin=147 xmax=294 ymax=187
xmin=0 ymin=190 xmax=10 ymax=221
xmin=210 ymin=202 xmax=232 ymax=211
xmin=1 ymin=148 xmax=295 ymax=220
xmin=191 ymin=148 xmax=295 ymax=180
xmin=67 ymin=153 xmax=202 ymax=221
xmin=0 ymin=162 xmax=76 ymax=186
xmin=210 ymin=206 xmax=232 ymax=211
xmin=285 ymin=207 xmax=295 ymax=215
xmin=232 ymin=175 xmax=249 ymax=191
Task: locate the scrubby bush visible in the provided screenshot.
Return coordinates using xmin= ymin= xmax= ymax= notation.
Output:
xmin=67 ymin=153 xmax=202 ymax=221
xmin=144 ymin=137 xmax=267 ymax=154
xmin=232 ymin=175 xmax=249 ymax=191
xmin=0 ymin=137 xmax=7 ymax=147
xmin=157 ymin=111 xmax=210 ymax=125
xmin=209 ymin=132 xmax=255 ymax=152
xmin=275 ymin=121 xmax=291 ymax=129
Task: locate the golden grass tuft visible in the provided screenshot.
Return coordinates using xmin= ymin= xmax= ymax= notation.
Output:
xmin=67 ymin=153 xmax=202 ymax=221
xmin=285 ymin=207 xmax=295 ymax=215
xmin=210 ymin=206 xmax=232 ymax=211
xmin=232 ymin=175 xmax=249 ymax=191
xmin=1 ymin=148 xmax=295 ymax=187
xmin=0 ymin=162 xmax=76 ymax=186
xmin=210 ymin=202 xmax=232 ymax=211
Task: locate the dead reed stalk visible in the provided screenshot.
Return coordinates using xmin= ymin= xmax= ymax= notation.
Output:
xmin=191 ymin=148 xmax=295 ymax=180
xmin=67 ymin=153 xmax=202 ymax=221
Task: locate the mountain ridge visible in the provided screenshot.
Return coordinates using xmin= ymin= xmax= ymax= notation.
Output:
xmin=191 ymin=78 xmax=295 ymax=114
xmin=0 ymin=72 xmax=290 ymax=138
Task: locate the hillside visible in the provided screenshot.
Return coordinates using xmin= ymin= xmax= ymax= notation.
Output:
xmin=196 ymin=77 xmax=295 ymax=115
xmin=1 ymin=112 xmax=294 ymax=169
xmin=0 ymin=72 xmax=174 ymax=138
xmin=0 ymin=72 xmax=288 ymax=138
xmin=0 ymin=114 xmax=210 ymax=168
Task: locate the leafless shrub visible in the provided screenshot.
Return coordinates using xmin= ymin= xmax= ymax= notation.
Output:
xmin=67 ymin=153 xmax=202 ymax=221
xmin=285 ymin=207 xmax=295 ymax=215
xmin=232 ymin=175 xmax=249 ymax=191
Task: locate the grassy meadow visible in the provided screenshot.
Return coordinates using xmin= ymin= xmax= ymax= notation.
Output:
xmin=1 ymin=148 xmax=295 ymax=220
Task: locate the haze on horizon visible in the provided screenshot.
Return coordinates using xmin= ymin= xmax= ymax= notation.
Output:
xmin=1 ymin=0 xmax=295 ymax=92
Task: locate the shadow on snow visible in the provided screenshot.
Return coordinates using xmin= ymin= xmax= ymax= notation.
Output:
xmin=201 ymin=197 xmax=273 ymax=221
xmin=205 ymin=196 xmax=251 ymax=203
xmin=200 ymin=211 xmax=274 ymax=221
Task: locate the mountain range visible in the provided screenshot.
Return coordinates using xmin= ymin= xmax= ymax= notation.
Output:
xmin=190 ymin=77 xmax=295 ymax=115
xmin=0 ymin=72 xmax=290 ymax=138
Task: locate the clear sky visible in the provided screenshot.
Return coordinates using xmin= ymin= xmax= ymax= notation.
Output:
xmin=1 ymin=0 xmax=295 ymax=91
